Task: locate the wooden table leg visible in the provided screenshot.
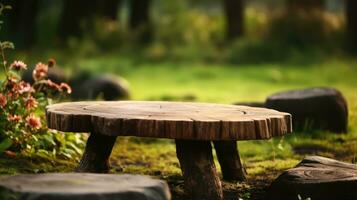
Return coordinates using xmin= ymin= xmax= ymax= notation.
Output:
xmin=76 ymin=131 xmax=117 ymax=173
xmin=213 ymin=141 xmax=247 ymax=181
xmin=175 ymin=140 xmax=223 ymax=200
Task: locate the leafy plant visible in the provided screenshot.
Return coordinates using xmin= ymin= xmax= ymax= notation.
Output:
xmin=298 ymin=194 xmax=312 ymax=200
xmin=0 ymin=3 xmax=85 ymax=159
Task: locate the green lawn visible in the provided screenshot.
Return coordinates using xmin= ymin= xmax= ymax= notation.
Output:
xmin=1 ymin=53 xmax=357 ymax=199
xmin=72 ymin=55 xmax=357 ymax=103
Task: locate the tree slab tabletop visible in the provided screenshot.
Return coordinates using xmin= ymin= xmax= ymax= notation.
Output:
xmin=46 ymin=101 xmax=292 ymax=140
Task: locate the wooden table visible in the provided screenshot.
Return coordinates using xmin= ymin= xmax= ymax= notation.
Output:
xmin=46 ymin=101 xmax=292 ymax=200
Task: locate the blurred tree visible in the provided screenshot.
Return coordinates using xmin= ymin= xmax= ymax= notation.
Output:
xmin=346 ymin=0 xmax=357 ymax=51
xmin=223 ymin=0 xmax=244 ymax=40
xmin=266 ymin=0 xmax=330 ymax=48
xmin=129 ymin=0 xmax=152 ymax=43
xmin=58 ymin=0 xmax=95 ymax=39
xmin=58 ymin=0 xmax=121 ymax=40
xmin=96 ymin=0 xmax=122 ymax=20
xmin=6 ymin=0 xmax=39 ymax=48
xmin=287 ymin=0 xmax=325 ymax=12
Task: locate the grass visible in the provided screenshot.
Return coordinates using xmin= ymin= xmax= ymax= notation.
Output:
xmin=0 ymin=154 xmax=77 ymax=174
xmin=72 ymin=55 xmax=357 ymax=103
xmin=1 ymin=51 xmax=357 ymax=199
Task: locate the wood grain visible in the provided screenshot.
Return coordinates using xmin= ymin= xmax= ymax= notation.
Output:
xmin=46 ymin=101 xmax=292 ymax=140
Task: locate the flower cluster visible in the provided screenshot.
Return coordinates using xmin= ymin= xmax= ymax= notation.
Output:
xmin=0 ymin=59 xmax=79 ymax=157
xmin=0 ymin=5 xmax=84 ymax=159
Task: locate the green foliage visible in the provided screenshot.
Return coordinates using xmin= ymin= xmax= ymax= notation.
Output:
xmin=63 ymin=6 xmax=347 ymax=65
xmin=0 ymin=138 xmax=12 ymax=152
xmin=0 ymin=58 xmax=84 ymax=159
xmin=227 ymin=38 xmax=329 ymax=64
xmin=267 ymin=10 xmax=343 ymax=49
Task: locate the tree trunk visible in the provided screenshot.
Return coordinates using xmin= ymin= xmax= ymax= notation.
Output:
xmin=223 ymin=0 xmax=244 ymax=40
xmin=59 ymin=0 xmax=122 ymax=40
xmin=129 ymin=0 xmax=152 ymax=43
xmin=7 ymin=0 xmax=39 ymax=48
xmin=346 ymin=0 xmax=357 ymax=52
xmin=76 ymin=132 xmax=117 ymax=173
xmin=58 ymin=0 xmax=95 ymax=40
xmin=213 ymin=141 xmax=247 ymax=181
xmin=176 ymin=140 xmax=223 ymax=200
xmin=96 ymin=0 xmax=122 ymax=20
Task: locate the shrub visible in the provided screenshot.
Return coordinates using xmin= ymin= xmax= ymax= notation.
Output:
xmin=0 ymin=3 xmax=85 ymax=159
xmin=0 ymin=58 xmax=85 ymax=159
xmin=267 ymin=10 xmax=342 ymax=48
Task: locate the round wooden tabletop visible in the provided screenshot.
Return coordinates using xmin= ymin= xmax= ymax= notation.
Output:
xmin=46 ymin=101 xmax=292 ymax=140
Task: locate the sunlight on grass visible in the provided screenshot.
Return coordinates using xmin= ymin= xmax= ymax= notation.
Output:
xmin=73 ymin=55 xmax=357 ymax=104
xmin=239 ymin=138 xmax=295 ymax=162
xmin=247 ymin=158 xmax=299 ymax=176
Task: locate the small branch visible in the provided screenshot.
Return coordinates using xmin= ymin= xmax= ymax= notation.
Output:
xmin=0 ymin=41 xmax=8 ymax=76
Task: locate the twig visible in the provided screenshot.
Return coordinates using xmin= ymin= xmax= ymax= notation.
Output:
xmin=0 ymin=40 xmax=8 ymax=76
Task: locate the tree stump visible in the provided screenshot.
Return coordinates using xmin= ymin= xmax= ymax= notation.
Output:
xmin=267 ymin=156 xmax=357 ymax=200
xmin=76 ymin=132 xmax=117 ymax=173
xmin=214 ymin=141 xmax=247 ymax=181
xmin=176 ymin=140 xmax=223 ymax=200
xmin=0 ymin=173 xmax=171 ymax=200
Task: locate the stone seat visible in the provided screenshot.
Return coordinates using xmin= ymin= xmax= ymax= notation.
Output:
xmin=267 ymin=156 xmax=357 ymax=200
xmin=266 ymin=87 xmax=348 ymax=133
xmin=0 ymin=173 xmax=171 ymax=200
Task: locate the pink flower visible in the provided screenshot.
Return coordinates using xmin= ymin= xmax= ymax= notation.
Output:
xmin=59 ymin=83 xmax=72 ymax=94
xmin=7 ymin=91 xmax=18 ymax=100
xmin=18 ymin=81 xmax=34 ymax=94
xmin=0 ymin=93 xmax=7 ymax=108
xmin=32 ymin=62 xmax=48 ymax=81
xmin=9 ymin=60 xmax=27 ymax=71
xmin=7 ymin=114 xmax=22 ymax=123
xmin=6 ymin=76 xmax=19 ymax=91
xmin=26 ymin=115 xmax=42 ymax=129
xmin=46 ymin=79 xmax=60 ymax=91
xmin=25 ymin=96 xmax=38 ymax=109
